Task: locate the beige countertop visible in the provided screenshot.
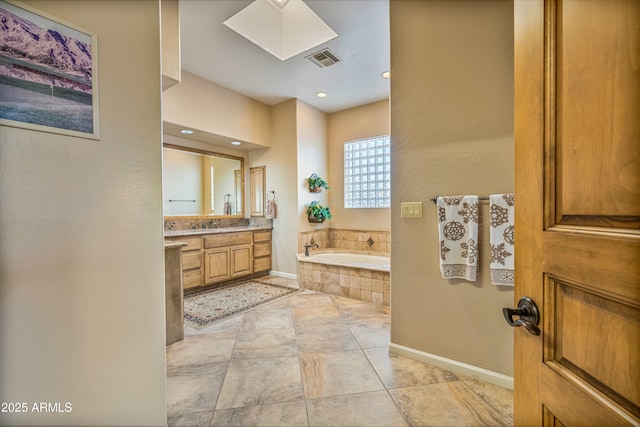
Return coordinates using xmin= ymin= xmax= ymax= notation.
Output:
xmin=163 ymin=240 xmax=188 ymax=249
xmin=164 ymin=226 xmax=272 ymax=238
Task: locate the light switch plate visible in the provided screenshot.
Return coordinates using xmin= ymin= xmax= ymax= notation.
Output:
xmin=401 ymin=202 xmax=423 ymax=218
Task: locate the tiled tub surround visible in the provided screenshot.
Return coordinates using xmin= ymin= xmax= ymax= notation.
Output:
xmin=298 ymin=229 xmax=391 ymax=305
xmin=298 ymin=229 xmax=390 ymax=254
xmin=297 ymin=250 xmax=390 ymax=306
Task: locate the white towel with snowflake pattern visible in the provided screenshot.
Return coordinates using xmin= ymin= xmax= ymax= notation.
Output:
xmin=489 ymin=194 xmax=515 ymax=286
xmin=437 ymin=195 xmax=479 ymax=281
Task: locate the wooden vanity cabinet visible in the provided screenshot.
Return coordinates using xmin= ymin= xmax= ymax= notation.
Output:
xmin=166 ymin=229 xmax=271 ymax=290
xmin=203 ymin=232 xmax=252 ymax=284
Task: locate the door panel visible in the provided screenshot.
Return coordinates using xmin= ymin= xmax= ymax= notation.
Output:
xmin=230 ymin=244 xmax=252 ymax=278
xmin=545 ymin=278 xmax=639 ymax=410
xmin=204 ymin=248 xmax=230 ymax=283
xmin=514 ymin=0 xmax=640 ymax=425
xmin=555 ymin=0 xmax=640 ymax=219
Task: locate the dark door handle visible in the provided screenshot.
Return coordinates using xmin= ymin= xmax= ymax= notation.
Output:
xmin=503 ymin=296 xmax=540 ymax=335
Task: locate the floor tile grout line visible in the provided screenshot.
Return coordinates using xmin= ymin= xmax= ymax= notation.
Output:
xmin=295 ymin=325 xmax=313 ymax=427
xmin=169 ymin=276 xmax=511 ymax=426
xmin=361 ymin=342 xmax=413 ymax=427
xmin=208 ymin=313 xmax=242 ymax=422
xmin=205 ymin=408 xmax=215 ymax=427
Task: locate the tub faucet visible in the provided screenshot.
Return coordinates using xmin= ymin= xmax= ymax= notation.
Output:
xmin=208 ymin=220 xmax=218 ymax=229
xmin=304 ymin=243 xmax=319 ymax=256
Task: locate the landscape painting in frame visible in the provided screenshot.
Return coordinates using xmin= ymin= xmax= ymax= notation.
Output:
xmin=0 ymin=0 xmax=99 ymax=139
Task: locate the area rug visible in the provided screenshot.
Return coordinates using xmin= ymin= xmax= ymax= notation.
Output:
xmin=183 ymin=280 xmax=302 ymax=328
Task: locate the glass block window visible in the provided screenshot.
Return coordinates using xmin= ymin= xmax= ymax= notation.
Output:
xmin=344 ymin=135 xmax=391 ymax=208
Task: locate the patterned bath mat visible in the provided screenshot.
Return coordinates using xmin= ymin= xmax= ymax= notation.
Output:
xmin=184 ymin=280 xmax=302 ymax=328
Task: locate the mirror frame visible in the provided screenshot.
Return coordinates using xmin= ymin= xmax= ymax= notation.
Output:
xmin=163 ymin=143 xmax=245 ymax=219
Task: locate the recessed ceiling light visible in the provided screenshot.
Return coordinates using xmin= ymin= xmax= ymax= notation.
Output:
xmin=382 ymin=71 xmax=390 ymax=79
xmin=231 ymin=141 xmax=242 ymax=146
xmin=180 ymin=129 xmax=194 ymax=135
xmin=316 ymin=92 xmax=327 ymax=98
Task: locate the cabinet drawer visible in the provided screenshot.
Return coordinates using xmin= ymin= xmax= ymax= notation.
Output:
xmin=253 ymin=230 xmax=272 ymax=243
xmin=254 ymin=256 xmax=271 ymax=273
xmin=253 ymin=241 xmax=271 ymax=258
xmin=166 ymin=235 xmax=202 ymax=251
xmin=183 ymin=268 xmax=202 ymax=289
xmin=204 ymin=232 xmax=252 ymax=249
xmin=182 ymin=250 xmax=202 ymax=270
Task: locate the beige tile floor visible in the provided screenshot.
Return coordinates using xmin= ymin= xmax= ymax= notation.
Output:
xmin=167 ymin=275 xmax=513 ymax=427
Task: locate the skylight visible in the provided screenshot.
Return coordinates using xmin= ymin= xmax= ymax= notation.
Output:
xmin=223 ymin=0 xmax=337 ymax=61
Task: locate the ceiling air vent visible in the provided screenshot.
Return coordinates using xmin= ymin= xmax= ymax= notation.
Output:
xmin=306 ymin=48 xmax=341 ymax=68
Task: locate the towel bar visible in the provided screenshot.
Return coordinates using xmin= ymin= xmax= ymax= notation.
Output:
xmin=430 ymin=196 xmax=490 ymax=204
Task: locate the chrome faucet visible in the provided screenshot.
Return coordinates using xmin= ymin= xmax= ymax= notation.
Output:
xmin=208 ymin=220 xmax=218 ymax=229
xmin=304 ymin=243 xmax=319 ymax=256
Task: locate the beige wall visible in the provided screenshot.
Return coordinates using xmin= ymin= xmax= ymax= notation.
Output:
xmin=249 ymin=100 xmax=329 ymax=276
xmin=0 ymin=1 xmax=166 ymax=425
xmin=162 ymin=71 xmax=270 ymax=147
xmin=161 ymin=0 xmax=180 ymax=90
xmin=327 ymin=100 xmax=390 ymax=231
xmin=250 ymin=100 xmax=299 ymax=276
xmin=297 ymin=100 xmax=329 ymax=234
xmin=389 ymin=0 xmax=515 ymax=378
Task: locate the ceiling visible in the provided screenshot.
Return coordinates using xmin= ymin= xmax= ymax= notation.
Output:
xmin=178 ymin=0 xmax=390 ymax=114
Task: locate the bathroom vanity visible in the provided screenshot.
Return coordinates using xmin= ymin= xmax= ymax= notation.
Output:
xmin=164 ymin=227 xmax=272 ymax=292
xmin=162 ymin=142 xmax=272 ymax=292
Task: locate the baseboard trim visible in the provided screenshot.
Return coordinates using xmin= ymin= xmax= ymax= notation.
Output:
xmin=268 ymin=270 xmax=297 ymax=280
xmin=389 ymin=343 xmax=514 ymax=390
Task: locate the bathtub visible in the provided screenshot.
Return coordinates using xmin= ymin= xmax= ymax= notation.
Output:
xmin=296 ymin=250 xmax=390 ymax=306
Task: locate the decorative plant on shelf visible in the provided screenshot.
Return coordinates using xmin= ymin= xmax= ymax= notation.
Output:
xmin=306 ymin=201 xmax=332 ymax=223
xmin=308 ymin=173 xmax=330 ymax=192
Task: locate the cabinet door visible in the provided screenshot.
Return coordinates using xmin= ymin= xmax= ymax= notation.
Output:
xmin=230 ymin=244 xmax=252 ymax=278
xmin=250 ymin=166 xmax=265 ymax=217
xmin=204 ymin=248 xmax=230 ymax=284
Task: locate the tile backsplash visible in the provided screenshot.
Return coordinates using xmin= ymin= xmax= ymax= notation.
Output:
xmin=299 ymin=228 xmax=390 ymax=255
xmin=164 ymin=217 xmax=272 ymax=231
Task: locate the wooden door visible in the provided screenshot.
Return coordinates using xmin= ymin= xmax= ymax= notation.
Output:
xmin=514 ymin=0 xmax=640 ymax=425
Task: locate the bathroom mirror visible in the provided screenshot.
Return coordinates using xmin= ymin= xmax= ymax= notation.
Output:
xmin=163 ymin=143 xmax=244 ymax=217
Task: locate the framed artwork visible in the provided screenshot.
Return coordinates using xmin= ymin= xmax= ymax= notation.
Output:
xmin=0 ymin=0 xmax=99 ymax=139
